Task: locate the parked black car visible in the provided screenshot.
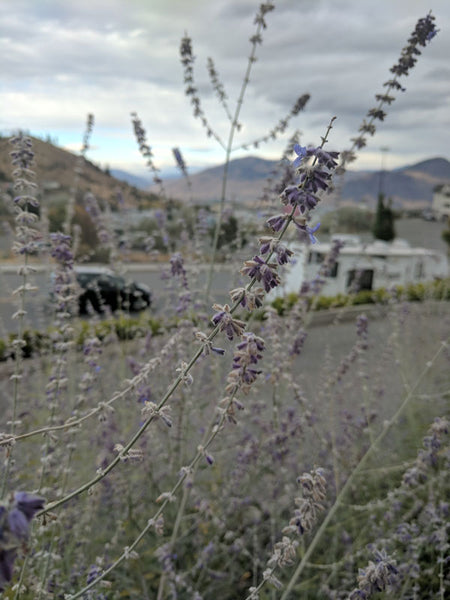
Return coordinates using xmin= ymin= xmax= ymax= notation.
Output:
xmin=74 ymin=267 xmax=152 ymax=315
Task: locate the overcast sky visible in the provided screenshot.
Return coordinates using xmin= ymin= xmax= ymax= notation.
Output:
xmin=2 ymin=0 xmax=449 ymax=178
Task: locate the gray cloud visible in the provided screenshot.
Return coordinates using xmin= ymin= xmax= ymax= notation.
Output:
xmin=1 ymin=0 xmax=448 ymax=171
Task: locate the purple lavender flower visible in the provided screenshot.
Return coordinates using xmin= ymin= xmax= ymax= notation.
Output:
xmin=292 ymin=144 xmax=307 ymax=168
xmin=225 ymin=332 xmax=265 ymax=396
xmin=265 ymin=213 xmax=287 ymax=232
xmin=170 ymin=253 xmax=185 ymax=277
xmin=294 ymin=221 xmax=320 ymax=244
xmin=234 ymin=333 xmax=265 ymax=365
xmin=211 ymin=304 xmax=246 ymax=340
xmin=229 ymin=287 xmax=265 ymax=311
xmin=0 ymin=549 xmax=16 ymax=591
xmin=280 ymin=185 xmax=319 ymax=214
xmin=241 ymin=256 xmax=280 ymax=292
xmin=0 ymin=492 xmax=44 ymax=591
xmin=290 ymin=329 xmax=308 ymax=356
xmin=13 ymin=492 xmax=44 ymax=522
xmin=50 ymin=233 xmax=74 ymax=268
xmin=348 ymin=549 xmax=398 ymax=599
xmin=259 ymin=237 xmax=293 ymax=265
xmin=9 ymin=133 xmax=34 ymax=172
xmin=172 ymin=147 xmax=186 ymax=171
xmin=356 ymin=314 xmax=369 ymax=342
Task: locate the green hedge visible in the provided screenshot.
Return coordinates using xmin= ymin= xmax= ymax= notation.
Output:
xmin=0 ymin=314 xmax=163 ymax=362
xmin=270 ymin=278 xmax=450 ymax=316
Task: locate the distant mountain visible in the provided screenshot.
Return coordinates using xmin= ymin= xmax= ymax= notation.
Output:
xmin=110 ymin=169 xmax=152 ymax=189
xmin=341 ymin=158 xmax=450 ymax=207
xmin=156 ymin=155 xmax=450 ymax=208
xmin=158 ymin=156 xmax=279 ymax=204
xmin=399 ymin=157 xmax=450 ymax=179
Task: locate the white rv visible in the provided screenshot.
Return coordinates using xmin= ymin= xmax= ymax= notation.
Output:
xmin=273 ymin=235 xmax=448 ymax=297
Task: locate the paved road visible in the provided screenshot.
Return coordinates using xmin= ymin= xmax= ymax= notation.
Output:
xmin=0 ymin=263 xmax=242 ymax=335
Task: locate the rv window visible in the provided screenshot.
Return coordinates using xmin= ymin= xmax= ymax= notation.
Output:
xmin=308 ymin=252 xmax=324 ymax=264
xmin=327 ymin=262 xmax=339 ymax=278
xmin=346 ymin=269 xmax=373 ymax=291
xmin=414 ymin=261 xmax=424 ymax=279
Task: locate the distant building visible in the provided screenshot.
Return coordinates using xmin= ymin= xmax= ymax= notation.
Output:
xmin=432 ymin=184 xmax=450 ymax=220
xmin=269 ymin=236 xmax=448 ymax=298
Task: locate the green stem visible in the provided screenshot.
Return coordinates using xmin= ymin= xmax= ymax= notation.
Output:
xmin=1 ymin=255 xmax=28 ymax=498
xmin=205 ymin=22 xmax=265 ymax=301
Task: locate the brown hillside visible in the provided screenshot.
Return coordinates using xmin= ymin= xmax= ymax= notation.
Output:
xmin=0 ymin=135 xmax=156 ymax=208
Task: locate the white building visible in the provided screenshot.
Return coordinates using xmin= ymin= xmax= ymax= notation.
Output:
xmin=432 ymin=184 xmax=450 ymax=220
xmin=271 ymin=235 xmax=448 ymax=297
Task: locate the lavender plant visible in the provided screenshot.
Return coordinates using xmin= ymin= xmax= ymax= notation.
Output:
xmin=0 ymin=6 xmax=447 ymax=600
xmin=179 ymin=1 xmax=311 ymax=299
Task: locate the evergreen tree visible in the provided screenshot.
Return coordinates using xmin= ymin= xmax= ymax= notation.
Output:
xmin=441 ymin=217 xmax=450 ymax=255
xmin=373 ymin=193 xmax=395 ymax=241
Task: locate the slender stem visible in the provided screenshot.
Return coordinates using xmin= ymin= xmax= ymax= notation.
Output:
xmin=66 ymin=391 xmax=238 ymax=599
xmin=1 ymin=254 xmax=29 ymax=498
xmin=38 ymin=343 xmax=204 ymax=516
xmin=156 ymin=460 xmax=200 ymax=599
xmin=0 ymin=330 xmax=184 ymax=447
xmin=205 ymin=22 xmax=265 ymax=301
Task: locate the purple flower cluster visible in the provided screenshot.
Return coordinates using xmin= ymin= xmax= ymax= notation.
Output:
xmin=280 ymin=144 xmax=339 ymax=216
xmin=9 ymin=134 xmax=43 ymax=256
xmin=84 ymin=192 xmax=111 ymax=246
xmin=241 ymin=256 xmax=280 ymax=292
xmin=265 ymin=213 xmax=287 ymax=233
xmin=402 ymin=417 xmax=449 ymax=487
xmin=343 ymin=13 xmax=438 ymax=171
xmin=391 ymin=13 xmax=438 ymax=77
xmin=0 ymin=492 xmax=44 ymax=591
xmin=225 ymin=332 xmax=265 ymax=396
xmin=172 ymin=147 xmax=189 ymax=178
xmin=50 ymin=233 xmax=78 ymax=316
xmin=229 ymin=287 xmax=265 ymax=311
xmin=356 ymin=314 xmax=369 ymax=349
xmin=294 ymin=221 xmax=321 ymax=245
xmin=170 ymin=253 xmax=188 ymax=285
xmin=50 ymin=232 xmax=73 ymax=269
xmin=9 ymin=133 xmax=39 ymax=208
xmin=180 ymin=34 xmax=221 ymax=143
xmin=206 ymin=57 xmax=233 ymax=123
xmin=170 ymin=253 xmax=192 ymax=312
xmin=211 ymin=304 xmax=246 ymax=341
xmin=348 ymin=549 xmax=398 ymax=599
xmin=335 ymin=314 xmax=370 ymax=383
xmin=283 ymin=469 xmax=327 ymax=536
xmin=259 ymin=237 xmax=293 ymax=265
xmin=290 ymin=329 xmax=308 ymax=357
xmin=131 ymin=112 xmax=164 ymax=190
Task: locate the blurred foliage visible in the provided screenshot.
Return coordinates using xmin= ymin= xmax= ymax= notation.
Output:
xmin=319 ymin=206 xmax=374 ymax=234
